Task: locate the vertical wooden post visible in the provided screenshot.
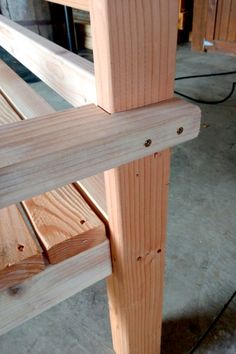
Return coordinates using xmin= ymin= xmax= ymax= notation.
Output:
xmin=90 ymin=1 xmax=178 ymax=353
xmin=192 ymin=0 xmax=208 ymax=51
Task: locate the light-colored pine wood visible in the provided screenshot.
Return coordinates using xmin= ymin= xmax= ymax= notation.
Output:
xmin=0 ymin=204 xmax=45 ymax=291
xmin=90 ymin=0 xmax=178 ymax=113
xmin=0 ymin=240 xmax=111 ymax=336
xmin=23 ymin=185 xmax=106 ymax=264
xmin=0 ymin=60 xmax=55 ymax=118
xmin=0 ymin=70 xmax=106 ymax=265
xmin=90 ymin=1 xmax=182 ymax=353
xmin=0 ymin=58 xmax=107 ymax=222
xmin=0 ymin=93 xmax=45 ymax=289
xmin=45 ymin=0 xmax=90 ymax=11
xmin=76 ymin=174 xmax=107 ymax=220
xmin=0 ymin=15 xmax=96 ymax=106
xmin=0 ymin=98 xmax=200 ymax=209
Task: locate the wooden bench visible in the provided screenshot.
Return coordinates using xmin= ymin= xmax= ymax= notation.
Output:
xmin=0 ymin=1 xmax=201 ymax=353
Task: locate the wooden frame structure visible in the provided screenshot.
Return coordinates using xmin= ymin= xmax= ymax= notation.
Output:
xmin=192 ymin=0 xmax=236 ymax=54
xmin=0 ymin=1 xmax=201 ymax=353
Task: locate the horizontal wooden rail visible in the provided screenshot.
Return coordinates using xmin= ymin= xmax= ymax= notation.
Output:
xmin=0 ymin=241 xmax=111 ymax=336
xmin=0 ymin=98 xmax=201 ymax=208
xmin=0 ymin=15 xmax=96 ymax=106
xmin=0 ymin=59 xmax=107 ymax=219
xmin=45 ymin=0 xmax=90 ymax=11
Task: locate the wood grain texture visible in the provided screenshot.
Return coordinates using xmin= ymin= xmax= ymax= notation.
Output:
xmin=192 ymin=0 xmax=208 ymax=51
xmin=90 ymin=1 xmax=184 ymax=353
xmin=23 ymin=185 xmax=106 ymax=264
xmin=0 ymin=98 xmax=201 ymax=209
xmin=45 ymin=0 xmax=90 ymax=11
xmin=0 ymin=94 xmax=45 ymax=289
xmin=0 ymin=69 xmax=106 ymax=264
xmin=0 ymin=59 xmax=106 ymax=219
xmin=205 ymin=0 xmax=218 ymax=40
xmin=0 ymin=240 xmax=111 ymax=336
xmin=0 ymin=205 xmax=45 ymax=291
xmin=76 ymin=173 xmax=107 ymax=220
xmin=90 ymin=0 xmax=178 ymax=113
xmin=0 ymin=60 xmax=55 ymax=118
xmin=0 ymin=15 xmax=96 ymax=106
xmin=215 ymin=0 xmax=236 ymax=41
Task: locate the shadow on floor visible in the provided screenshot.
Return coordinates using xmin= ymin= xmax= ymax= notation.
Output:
xmin=161 ymin=303 xmax=236 ymax=354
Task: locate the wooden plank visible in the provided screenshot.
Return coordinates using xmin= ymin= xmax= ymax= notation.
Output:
xmin=76 ymin=174 xmax=107 ymax=220
xmin=0 ymin=15 xmax=96 ymax=106
xmin=0 ymin=204 xmax=45 ymax=291
xmin=215 ymin=0 xmax=232 ymax=40
xmin=0 ymin=240 xmax=111 ymax=336
xmin=23 ymin=185 xmax=106 ymax=264
xmin=205 ymin=0 xmax=218 ymax=41
xmin=90 ymin=0 xmax=178 ymax=113
xmin=90 ymin=1 xmax=182 ymax=353
xmin=0 ymin=59 xmax=107 ymax=219
xmin=45 ymin=0 xmax=90 ymax=11
xmin=192 ymin=0 xmax=208 ymax=51
xmin=0 ymin=93 xmax=45 ymax=290
xmin=0 ymin=60 xmax=55 ymax=118
xmin=205 ymin=39 xmax=236 ymax=54
xmin=0 ymin=98 xmax=201 ymax=209
xmin=0 ymin=69 xmax=106 ymax=265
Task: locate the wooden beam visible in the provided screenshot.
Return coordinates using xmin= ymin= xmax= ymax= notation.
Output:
xmin=90 ymin=0 xmax=182 ymax=353
xmin=0 ymin=204 xmax=45 ymax=291
xmin=0 ymin=62 xmax=106 ymax=265
xmin=0 ymin=98 xmax=200 ymax=209
xmin=0 ymin=94 xmax=45 ymax=290
xmin=45 ymin=0 xmax=90 ymax=11
xmin=90 ymin=0 xmax=178 ymax=113
xmin=192 ymin=0 xmax=208 ymax=51
xmin=23 ymin=184 xmax=106 ymax=264
xmin=0 ymin=241 xmax=111 ymax=336
xmin=0 ymin=15 xmax=96 ymax=106
xmin=0 ymin=59 xmax=107 ymax=219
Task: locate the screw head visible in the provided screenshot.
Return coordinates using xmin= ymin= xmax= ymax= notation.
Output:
xmin=177 ymin=127 xmax=184 ymax=135
xmin=144 ymin=139 xmax=152 ymax=147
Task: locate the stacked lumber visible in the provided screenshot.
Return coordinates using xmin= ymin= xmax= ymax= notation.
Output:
xmin=0 ymin=93 xmax=45 ymax=290
xmin=0 ymin=63 xmax=107 ymax=289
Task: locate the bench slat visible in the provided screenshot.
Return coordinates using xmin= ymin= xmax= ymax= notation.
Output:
xmin=0 ymin=93 xmax=45 ymax=289
xmin=0 ymin=15 xmax=96 ymax=106
xmin=0 ymin=59 xmax=107 ymax=219
xmin=0 ymin=87 xmax=106 ymax=264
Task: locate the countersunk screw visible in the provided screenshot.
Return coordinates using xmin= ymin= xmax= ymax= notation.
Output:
xmin=177 ymin=127 xmax=184 ymax=135
xmin=144 ymin=139 xmax=152 ymax=147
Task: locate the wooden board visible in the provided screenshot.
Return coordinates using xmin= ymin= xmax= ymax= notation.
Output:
xmin=45 ymin=0 xmax=90 ymax=11
xmin=76 ymin=174 xmax=107 ymax=221
xmin=0 ymin=240 xmax=111 ymax=336
xmin=0 ymin=86 xmax=106 ymax=264
xmin=0 ymin=58 xmax=107 ymax=220
xmin=0 ymin=93 xmax=45 ymax=290
xmin=23 ymin=185 xmax=106 ymax=264
xmin=0 ymin=15 xmax=96 ymax=106
xmin=0 ymin=205 xmax=45 ymax=291
xmin=192 ymin=0 xmax=208 ymax=51
xmin=90 ymin=1 xmax=181 ymax=353
xmin=0 ymin=98 xmax=201 ymax=209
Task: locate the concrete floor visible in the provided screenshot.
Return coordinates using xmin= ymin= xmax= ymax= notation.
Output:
xmin=0 ymin=44 xmax=236 ymax=353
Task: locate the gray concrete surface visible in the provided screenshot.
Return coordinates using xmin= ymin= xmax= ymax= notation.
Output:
xmin=0 ymin=44 xmax=236 ymax=353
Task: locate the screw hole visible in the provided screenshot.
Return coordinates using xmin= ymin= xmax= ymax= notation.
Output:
xmin=80 ymin=220 xmax=86 ymax=225
xmin=137 ymin=256 xmax=142 ymax=262
xmin=157 ymin=249 xmax=161 ymax=253
xmin=144 ymin=139 xmax=152 ymax=147
xmin=177 ymin=127 xmax=184 ymax=135
xmin=17 ymin=244 xmax=24 ymax=252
